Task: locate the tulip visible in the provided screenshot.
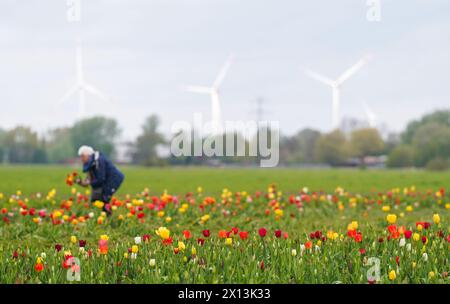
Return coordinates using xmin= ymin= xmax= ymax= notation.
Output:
xmin=433 ymin=214 xmax=440 ymax=225
xmin=134 ymin=236 xmax=142 ymax=245
xmin=178 ymin=241 xmax=186 ymax=251
xmin=388 ymin=270 xmax=396 ymax=281
xmin=149 ymin=259 xmax=156 ymax=267
xmin=155 ymin=227 xmax=170 ymax=240
xmin=183 ymin=230 xmax=191 ymax=239
xmin=35 ymin=263 xmax=44 ymax=272
xmin=225 ymin=238 xmax=233 ymax=246
xmin=386 ymin=214 xmax=397 ymax=224
xmin=202 ymin=230 xmax=210 ymax=238
xmin=239 ymin=231 xmax=249 ymax=240
xmin=274 ymin=230 xmax=282 ymax=238
xmin=259 ymin=228 xmax=267 ymax=237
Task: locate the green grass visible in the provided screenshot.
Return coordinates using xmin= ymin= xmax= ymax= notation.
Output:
xmin=0 ymin=165 xmax=449 ymax=195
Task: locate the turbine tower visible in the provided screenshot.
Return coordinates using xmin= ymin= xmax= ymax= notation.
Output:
xmin=57 ymin=37 xmax=110 ymax=117
xmin=305 ymin=54 xmax=372 ymax=130
xmin=182 ymin=53 xmax=235 ymax=135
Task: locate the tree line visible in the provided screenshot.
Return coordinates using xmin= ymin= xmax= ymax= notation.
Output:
xmin=0 ymin=110 xmax=449 ymax=170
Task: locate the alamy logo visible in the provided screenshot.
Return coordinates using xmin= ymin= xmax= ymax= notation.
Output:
xmin=366 ymin=257 xmax=381 ymax=282
xmin=66 ymin=0 xmax=81 ymax=23
xmin=170 ymin=113 xmax=280 ymax=167
xmin=66 ymin=257 xmax=81 ymax=282
xmin=366 ymin=0 xmax=382 ymax=22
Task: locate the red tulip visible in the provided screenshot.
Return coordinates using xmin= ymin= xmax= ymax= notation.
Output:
xmin=239 ymin=231 xmax=248 ymax=240
xmin=259 ymin=228 xmax=267 ymax=237
xmin=314 ymin=230 xmax=322 ymax=239
xmin=183 ymin=230 xmax=191 ymax=239
xmin=35 ymin=263 xmax=44 ymax=272
xmin=202 ymin=230 xmax=210 ymax=238
xmin=421 ymin=236 xmax=427 ymax=244
xmin=404 ymin=230 xmax=412 ymax=239
xmin=197 ymin=238 xmax=205 ymax=246
xmin=274 ymin=230 xmax=282 ymax=238
xmin=231 ymin=227 xmax=239 ymax=234
xmin=55 ymin=244 xmax=62 ymax=252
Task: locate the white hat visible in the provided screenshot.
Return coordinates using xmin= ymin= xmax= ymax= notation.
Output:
xmin=78 ymin=145 xmax=95 ymax=156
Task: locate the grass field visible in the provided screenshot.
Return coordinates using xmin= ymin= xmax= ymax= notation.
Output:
xmin=1 ymin=165 xmax=449 ymax=195
xmin=0 ymin=166 xmax=449 ymax=284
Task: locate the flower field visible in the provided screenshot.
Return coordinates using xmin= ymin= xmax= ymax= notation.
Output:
xmin=0 ymin=168 xmax=449 ymax=284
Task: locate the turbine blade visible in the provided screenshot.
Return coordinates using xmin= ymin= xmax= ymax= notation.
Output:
xmin=336 ymin=54 xmax=372 ymax=85
xmin=83 ymin=83 xmax=109 ymax=103
xmin=363 ymin=102 xmax=377 ymax=127
xmin=304 ymin=69 xmax=335 ymax=86
xmin=213 ymin=53 xmax=235 ymax=88
xmin=57 ymin=84 xmax=79 ymax=106
xmin=181 ymin=85 xmax=212 ymax=94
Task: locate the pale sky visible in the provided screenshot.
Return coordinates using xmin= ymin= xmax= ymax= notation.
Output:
xmin=0 ymin=0 xmax=449 ymax=141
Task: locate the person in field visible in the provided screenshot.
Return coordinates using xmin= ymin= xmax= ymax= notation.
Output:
xmin=76 ymin=145 xmax=124 ymax=215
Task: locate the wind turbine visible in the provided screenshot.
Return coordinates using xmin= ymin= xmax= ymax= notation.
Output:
xmin=305 ymin=54 xmax=372 ymax=130
xmin=182 ymin=53 xmax=235 ymax=135
xmin=57 ymin=37 xmax=110 ymax=117
xmin=362 ymin=101 xmax=377 ymax=128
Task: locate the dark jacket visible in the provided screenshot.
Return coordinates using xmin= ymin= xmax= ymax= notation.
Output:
xmin=83 ymin=152 xmax=124 ymax=200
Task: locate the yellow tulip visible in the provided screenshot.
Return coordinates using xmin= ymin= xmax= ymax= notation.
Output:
xmin=433 ymin=214 xmax=440 ymax=225
xmin=155 ymin=227 xmax=170 ymax=240
xmin=70 ymin=236 xmax=77 ymax=244
xmin=388 ymin=270 xmax=396 ymax=281
xmin=386 ymin=214 xmax=397 ymax=224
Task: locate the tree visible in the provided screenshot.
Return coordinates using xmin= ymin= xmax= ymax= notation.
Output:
xmin=350 ymin=128 xmax=385 ymax=166
xmin=402 ymin=110 xmax=450 ymax=144
xmin=4 ymin=127 xmax=40 ymax=163
xmin=0 ymin=128 xmax=6 ymax=163
xmin=46 ymin=127 xmax=74 ymax=163
xmin=314 ymin=130 xmax=349 ymax=166
xmin=131 ymin=115 xmax=166 ymax=166
xmin=411 ymin=122 xmax=450 ymax=167
xmin=280 ymin=129 xmax=321 ymax=164
xmin=387 ymin=145 xmax=415 ymax=168
xmin=70 ymin=117 xmax=121 ymax=159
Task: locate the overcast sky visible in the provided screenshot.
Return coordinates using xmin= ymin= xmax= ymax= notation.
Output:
xmin=0 ymin=0 xmax=449 ymax=140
